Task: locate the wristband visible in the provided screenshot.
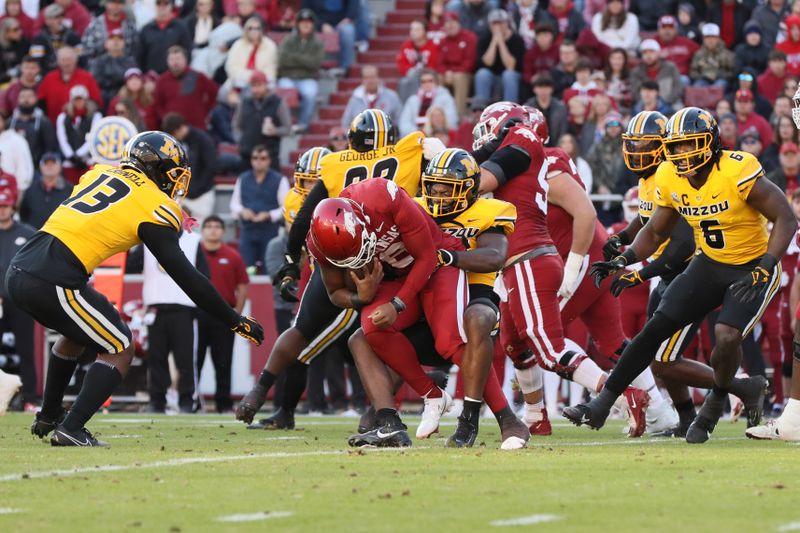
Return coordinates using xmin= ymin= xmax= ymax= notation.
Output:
xmin=620 ymin=248 xmax=639 ymax=266
xmin=617 ymin=231 xmax=631 ymax=246
xmin=757 ymin=253 xmax=778 ymax=272
xmin=390 ymin=296 xmax=406 ymax=313
xmin=350 ymin=293 xmax=364 ymax=311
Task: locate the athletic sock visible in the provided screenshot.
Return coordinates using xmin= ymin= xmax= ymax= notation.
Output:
xmin=41 ymin=350 xmax=78 ymax=419
xmin=462 ymin=398 xmax=482 ymax=424
xmin=674 ymin=399 xmax=696 ymax=427
xmin=572 ymin=358 xmax=605 ymax=393
xmin=514 ymin=365 xmax=542 ymax=394
xmin=376 ymin=407 xmax=402 ymax=426
xmin=62 ymin=360 xmax=122 ymax=431
xmin=280 ymin=362 xmax=308 ymax=412
xmin=258 ymin=369 xmax=277 ymax=390
xmin=569 ymin=381 xmax=584 ymax=406
xmin=631 ymin=367 xmax=665 ymax=407
xmin=543 ymin=370 xmax=559 ymax=410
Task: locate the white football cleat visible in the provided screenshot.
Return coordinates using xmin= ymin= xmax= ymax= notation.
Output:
xmin=646 ymin=401 xmax=679 ymax=434
xmin=746 ymin=418 xmax=800 ymax=441
xmin=0 ymin=370 xmax=22 ymax=415
xmin=416 ymin=389 xmax=453 ymax=439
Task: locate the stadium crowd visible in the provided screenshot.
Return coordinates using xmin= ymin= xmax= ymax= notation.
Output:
xmin=0 ymin=0 xmax=799 ymax=423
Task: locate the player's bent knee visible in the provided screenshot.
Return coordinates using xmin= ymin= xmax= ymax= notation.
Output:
xmin=463 ymin=305 xmax=496 ymax=338
xmin=714 ymin=323 xmax=742 ymax=350
xmin=650 ymin=360 xmax=667 ymax=379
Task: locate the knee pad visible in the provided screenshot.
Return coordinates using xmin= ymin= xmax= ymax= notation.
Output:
xmin=553 ymin=351 xmax=588 ymax=381
xmin=511 ymin=350 xmax=537 ymax=370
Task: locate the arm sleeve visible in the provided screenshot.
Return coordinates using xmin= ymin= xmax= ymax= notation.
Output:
xmin=638 ymin=217 xmax=695 ymax=280
xmin=138 ymin=222 xmax=239 ymax=327
xmin=287 ymin=179 xmax=329 ymax=261
xmin=195 ymin=246 xmax=211 ymax=278
xmin=480 ymin=144 xmax=532 ymax=186
xmin=388 ymin=189 xmax=438 ymax=305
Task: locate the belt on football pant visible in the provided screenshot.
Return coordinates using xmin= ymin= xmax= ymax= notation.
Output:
xmin=504 ymin=245 xmax=558 ymax=269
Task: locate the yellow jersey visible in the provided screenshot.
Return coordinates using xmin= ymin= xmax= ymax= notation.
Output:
xmin=414 ymin=197 xmax=517 ymax=286
xmin=42 ymin=164 xmax=184 ymax=274
xmin=320 ymin=131 xmax=425 ymax=198
xmin=282 ymin=188 xmax=306 ymax=224
xmin=638 ymin=171 xmax=670 ymax=260
xmin=654 ymin=150 xmax=768 ymax=265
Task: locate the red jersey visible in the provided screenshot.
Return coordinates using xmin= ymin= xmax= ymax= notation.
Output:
xmin=309 ymin=178 xmax=462 ymax=305
xmin=656 ymin=35 xmax=699 ymax=75
xmin=492 ymin=125 xmax=553 ymax=257
xmin=543 ymin=147 xmax=607 ymax=260
xmin=201 ymin=243 xmax=249 ymax=307
xmin=396 ymin=39 xmax=440 ymax=76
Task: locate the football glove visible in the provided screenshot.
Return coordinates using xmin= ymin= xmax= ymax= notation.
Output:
xmin=590 ymin=256 xmax=627 ymax=288
xmin=274 ymin=254 xmax=300 ymax=302
xmin=437 ymin=249 xmax=458 ymax=267
xmin=730 ymin=254 xmax=777 ymax=303
xmin=232 ymin=315 xmax=264 ymax=345
xmin=603 ymin=234 xmax=626 ymax=261
xmin=610 ymin=270 xmax=643 ymax=297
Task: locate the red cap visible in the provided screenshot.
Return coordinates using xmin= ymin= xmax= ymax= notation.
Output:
xmin=658 ymin=15 xmax=677 ymax=28
xmin=109 ymin=28 xmax=124 ymax=38
xmin=735 ymin=89 xmax=754 ymax=102
xmin=443 ymin=11 xmax=459 ymax=22
xmin=781 ymin=142 xmax=800 ymax=155
xmin=0 ymin=189 xmax=16 ymax=206
xmin=250 ymin=70 xmax=268 ymax=85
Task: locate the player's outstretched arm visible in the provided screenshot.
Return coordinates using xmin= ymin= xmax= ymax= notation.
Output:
xmin=638 ymin=217 xmax=695 ymax=280
xmin=626 ymin=205 xmax=679 ymax=264
xmin=441 ymin=231 xmax=508 ymax=273
xmin=746 ymin=178 xmax=798 ymax=261
xmin=604 ymin=215 xmax=643 ymax=261
xmin=138 ymin=222 xmax=264 ymax=345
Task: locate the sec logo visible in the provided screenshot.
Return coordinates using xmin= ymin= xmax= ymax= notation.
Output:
xmin=88 ymin=116 xmax=138 ymax=165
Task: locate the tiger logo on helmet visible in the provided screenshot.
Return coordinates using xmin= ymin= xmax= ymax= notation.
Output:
xmin=421 ymin=148 xmax=481 ymax=218
xmin=622 ymin=111 xmax=667 ymax=174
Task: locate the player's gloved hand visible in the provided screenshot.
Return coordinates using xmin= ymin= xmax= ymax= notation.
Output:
xmin=558 ymin=252 xmax=584 ymax=300
xmin=422 ymin=136 xmax=447 ymax=160
xmin=730 ymin=254 xmax=777 ymax=303
xmin=610 ymin=270 xmax=644 ymax=297
xmin=437 ymin=249 xmax=459 ymax=267
xmin=274 ymin=254 xmax=300 ymax=302
xmin=589 ymin=256 xmax=628 ymax=288
xmin=603 ymin=234 xmax=626 ymax=261
xmin=232 ymin=315 xmax=264 ymax=345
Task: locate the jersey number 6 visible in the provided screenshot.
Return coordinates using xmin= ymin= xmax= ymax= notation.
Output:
xmin=63 ymin=174 xmax=132 ymax=214
xmin=699 ymin=219 xmax=725 ymax=249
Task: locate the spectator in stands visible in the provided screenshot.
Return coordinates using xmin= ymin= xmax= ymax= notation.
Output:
xmin=437 ymin=11 xmax=476 ymax=117
xmin=586 ymin=112 xmax=624 ymax=197
xmin=237 ymin=70 xmax=291 ymax=168
xmin=522 ymin=23 xmax=559 ymax=90
xmin=655 ymin=14 xmax=697 ymax=86
xmin=9 ymin=87 xmax=58 ymax=167
xmin=751 ymin=0 xmax=789 ymax=50
xmin=209 ymin=85 xmax=240 ymax=145
xmin=628 ymin=0 xmax=671 ymax=33
xmin=558 ymin=131 xmax=593 ymax=191
xmin=735 ymin=88 xmax=773 ymax=147
xmin=552 ymin=39 xmax=578 ymax=98
xmin=0 ymin=111 xmax=32 ymax=192
xmin=56 ymin=84 xmax=101 ymax=183
xmin=38 ymin=46 xmax=102 ymax=123
xmin=229 ymin=145 xmax=289 ymax=269
xmin=580 ymin=92 xmax=614 ymax=150
xmin=89 ymin=29 xmax=137 ymax=109
xmin=773 ymin=95 xmax=793 ymax=124
xmin=738 ymin=130 xmax=767 ymax=169
xmin=161 ymin=112 xmax=217 ymax=220
xmin=759 ymin=50 xmax=789 ymax=104
xmin=302 ymin=0 xmax=357 ymax=72
xmin=728 ymin=70 xmax=772 ymax=121
xmin=474 ymin=9 xmax=525 ymax=104
xmin=630 ymin=39 xmax=683 ymax=106
xmin=590 ymin=0 xmax=639 ymax=53
xmin=153 ymin=46 xmax=218 ymax=129
xmin=327 ymin=126 xmax=348 ymax=151
xmin=562 ymin=59 xmax=600 ymax=108
xmin=108 ymin=68 xmax=155 ymax=129
xmin=397 ymin=20 xmax=440 ymax=102
xmin=81 ymin=0 xmax=138 ymax=60
xmin=734 ymin=21 xmax=769 ymax=75
xmin=457 ymin=0 xmax=492 ymax=38
xmin=2 ymin=56 xmax=39 ymax=114
xmin=779 ymin=15 xmax=800 ymax=77
xmin=29 ymin=4 xmax=81 ymax=73
xmin=2 ymin=0 xmax=35 ymax=40
xmin=399 ymin=69 xmax=457 ymax=137
xmin=186 ymin=0 xmax=220 ymax=50
xmin=426 ymin=0 xmax=446 ymax=42
xmin=190 ymin=18 xmax=242 ymax=81
xmin=767 ymin=142 xmax=800 ymax=193
xmin=138 ymin=0 xmax=192 ymax=73
xmin=690 ymin=24 xmax=735 ymax=90
xmin=423 ymin=106 xmax=454 ymax=143
xmin=196 ymin=215 xmax=249 ymax=414
xmin=705 ymin=0 xmax=753 ymax=49
xmin=20 ymin=152 xmax=72 ymax=229
xmin=111 ymin=97 xmax=146 ymax=131
xmin=524 ymin=72 xmax=567 ymax=147
xmin=34 ymin=0 xmax=90 ymax=37
xmin=676 ymin=2 xmax=701 ymax=43
xmin=715 ymin=97 xmax=732 ymax=118
xmin=226 ymin=15 xmax=278 ymax=87
xmin=566 ymin=96 xmax=587 ymax=144
xmin=509 ymin=0 xmax=552 ymax=49
xmin=277 ymin=8 xmax=324 ymax=132
xmin=603 ymin=47 xmax=632 ymax=114
xmin=718 ymin=112 xmax=738 ymax=150
xmin=547 ymin=0 xmax=585 ymax=42
xmin=0 ymin=18 xmax=29 ymax=84
xmin=632 ymin=79 xmax=672 ymax=115
xmin=763 ymin=115 xmax=799 ymax=170
xmin=340 ymin=65 xmax=402 ymax=129
xmin=784 ymin=77 xmax=799 ymax=100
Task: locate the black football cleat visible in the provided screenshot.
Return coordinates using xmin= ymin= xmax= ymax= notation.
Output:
xmin=563 ymin=401 xmax=609 ymax=430
xmin=686 ymin=391 xmax=725 ymax=444
xmin=739 ymin=375 xmax=768 ymax=428
xmin=247 ymin=407 xmax=295 ymax=430
xmin=348 ymin=417 xmax=412 ymax=448
xmin=235 ymin=384 xmax=268 ymax=425
xmin=31 ymin=410 xmax=66 ymax=439
xmin=445 ymin=415 xmax=478 ymax=448
xmin=357 ymin=406 xmax=378 ymax=434
xmin=51 ymin=425 xmax=108 ymax=447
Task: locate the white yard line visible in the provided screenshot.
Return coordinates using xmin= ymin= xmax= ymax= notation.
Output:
xmin=778 ymin=523 xmax=800 ymax=532
xmin=0 ymin=508 xmax=24 ymax=514
xmin=526 ymin=436 xmax=742 ymax=447
xmin=217 ymin=511 xmax=294 ymax=523
xmin=490 ymin=514 xmax=561 ymax=526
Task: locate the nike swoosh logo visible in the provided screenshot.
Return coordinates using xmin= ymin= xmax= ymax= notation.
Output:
xmin=376 ymin=429 xmax=401 ymax=439
xmin=629 ymin=397 xmax=637 ymax=409
xmin=711 ymin=193 xmax=720 ymax=199
xmin=580 ymin=414 xmax=591 ymax=424
xmin=375 ymin=222 xmax=384 ymax=232
xmin=59 ymin=431 xmax=90 ymax=446
xmin=467 ymin=218 xmax=479 ymax=222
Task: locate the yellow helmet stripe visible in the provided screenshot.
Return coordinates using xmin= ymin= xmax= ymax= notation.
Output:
xmin=309 ymin=147 xmax=322 ymax=171
xmin=633 ymin=112 xmax=648 ymax=136
xmin=372 ymin=110 xmax=385 ymax=149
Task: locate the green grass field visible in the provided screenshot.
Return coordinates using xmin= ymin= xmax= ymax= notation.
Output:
xmin=1 ymin=412 xmax=799 ymax=532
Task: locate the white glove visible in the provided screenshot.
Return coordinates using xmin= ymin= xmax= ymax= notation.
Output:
xmin=558 ymin=252 xmax=585 ymax=300
xmin=422 ymin=137 xmax=446 ymax=160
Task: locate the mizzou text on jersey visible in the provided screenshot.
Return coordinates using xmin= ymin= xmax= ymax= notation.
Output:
xmin=319 ymin=131 xmax=425 ymax=198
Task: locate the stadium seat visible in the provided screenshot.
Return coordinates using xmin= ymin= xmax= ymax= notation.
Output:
xmin=275 ymin=87 xmax=299 ymax=109
xmin=683 ymin=86 xmax=725 ymax=110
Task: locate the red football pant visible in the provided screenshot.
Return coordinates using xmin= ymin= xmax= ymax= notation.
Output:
xmin=761 ymin=291 xmax=792 ymax=402
xmin=619 ymin=282 xmax=650 ymax=339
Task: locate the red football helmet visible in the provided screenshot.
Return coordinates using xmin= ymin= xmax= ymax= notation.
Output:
xmin=472 ymin=101 xmax=528 ymax=151
xmin=311 ymin=198 xmax=377 ymax=269
xmin=521 ymin=105 xmax=549 ymax=143
xmin=622 ymin=186 xmax=640 ymax=223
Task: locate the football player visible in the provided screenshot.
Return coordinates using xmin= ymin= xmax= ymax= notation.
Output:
xmin=602 ymin=110 xmax=768 ymax=437
xmin=235 ymin=109 xmax=449 ymax=428
xmin=347 ymin=149 xmax=529 ymax=448
xmin=12 ymin=131 xmax=264 ymax=446
xmin=282 ymin=146 xmax=331 ymax=225
xmin=472 ymin=102 xmax=650 ymax=437
xmin=569 ymin=107 xmax=796 ymax=443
